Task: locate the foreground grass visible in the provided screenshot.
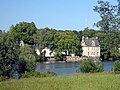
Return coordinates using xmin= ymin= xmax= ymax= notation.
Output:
xmin=0 ymin=73 xmax=120 ymax=90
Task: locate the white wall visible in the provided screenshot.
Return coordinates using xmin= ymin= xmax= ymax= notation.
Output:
xmin=82 ymin=46 xmax=100 ymax=57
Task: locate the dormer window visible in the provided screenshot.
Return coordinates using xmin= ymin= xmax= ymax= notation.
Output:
xmin=91 ymin=40 xmax=95 ymax=46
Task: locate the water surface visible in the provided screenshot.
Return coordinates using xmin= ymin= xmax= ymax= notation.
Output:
xmin=36 ymin=61 xmax=114 ymax=75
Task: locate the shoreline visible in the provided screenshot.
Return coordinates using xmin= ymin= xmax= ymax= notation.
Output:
xmin=38 ymin=60 xmax=102 ymax=64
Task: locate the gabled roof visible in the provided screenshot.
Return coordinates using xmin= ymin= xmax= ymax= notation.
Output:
xmin=84 ymin=38 xmax=100 ymax=47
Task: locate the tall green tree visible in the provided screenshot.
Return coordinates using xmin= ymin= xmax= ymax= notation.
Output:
xmin=33 ymin=28 xmax=56 ymax=53
xmin=0 ymin=32 xmax=20 ymax=77
xmin=82 ymin=27 xmax=98 ymax=38
xmin=9 ymin=22 xmax=37 ymax=45
xmin=19 ymin=44 xmax=36 ymax=72
xmin=94 ymin=0 xmax=120 ymax=59
xmin=94 ymin=0 xmax=119 ymax=32
xmin=54 ymin=30 xmax=81 ymax=56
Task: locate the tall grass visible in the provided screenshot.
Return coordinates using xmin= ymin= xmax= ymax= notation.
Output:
xmin=0 ymin=73 xmax=120 ymax=90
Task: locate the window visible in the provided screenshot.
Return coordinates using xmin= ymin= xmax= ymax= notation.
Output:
xmin=92 ymin=52 xmax=95 ymax=55
xmin=97 ymin=52 xmax=99 ymax=55
xmin=91 ymin=41 xmax=95 ymax=46
xmin=97 ymin=47 xmax=99 ymax=50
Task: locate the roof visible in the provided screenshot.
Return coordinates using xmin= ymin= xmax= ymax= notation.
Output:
xmin=84 ymin=38 xmax=100 ymax=47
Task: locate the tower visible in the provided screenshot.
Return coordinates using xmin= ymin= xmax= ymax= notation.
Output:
xmin=81 ymin=36 xmax=85 ymax=46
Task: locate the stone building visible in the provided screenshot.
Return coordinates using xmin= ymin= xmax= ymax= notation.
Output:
xmin=81 ymin=36 xmax=100 ymax=57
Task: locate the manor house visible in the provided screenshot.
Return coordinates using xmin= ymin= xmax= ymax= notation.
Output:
xmin=81 ymin=36 xmax=100 ymax=57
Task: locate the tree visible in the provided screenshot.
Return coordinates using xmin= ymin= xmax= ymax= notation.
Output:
xmin=9 ymin=22 xmax=37 ymax=45
xmin=118 ymin=0 xmax=120 ymax=14
xmin=54 ymin=30 xmax=81 ymax=56
xmin=19 ymin=44 xmax=36 ymax=72
xmin=94 ymin=0 xmax=119 ymax=32
xmin=33 ymin=28 xmax=56 ymax=61
xmin=82 ymin=27 xmax=98 ymax=38
xmin=0 ymin=32 xmax=20 ymax=77
xmin=94 ymin=0 xmax=120 ymax=59
xmin=112 ymin=60 xmax=120 ymax=73
xmin=34 ymin=28 xmax=56 ymax=53
xmin=0 ymin=28 xmax=37 ymax=78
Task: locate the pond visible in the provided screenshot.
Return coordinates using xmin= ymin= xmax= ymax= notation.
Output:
xmin=36 ymin=61 xmax=114 ymax=75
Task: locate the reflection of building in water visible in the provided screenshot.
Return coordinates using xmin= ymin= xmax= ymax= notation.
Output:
xmin=45 ymin=64 xmax=51 ymax=70
xmin=44 ymin=64 xmax=55 ymax=72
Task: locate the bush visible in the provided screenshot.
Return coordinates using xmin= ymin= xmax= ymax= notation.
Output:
xmin=112 ymin=61 xmax=120 ymax=73
xmin=22 ymin=72 xmax=57 ymax=78
xmin=0 ymin=76 xmax=8 ymax=82
xmin=77 ymin=58 xmax=104 ymax=73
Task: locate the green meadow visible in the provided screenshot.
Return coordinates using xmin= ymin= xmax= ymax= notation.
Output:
xmin=0 ymin=73 xmax=120 ymax=90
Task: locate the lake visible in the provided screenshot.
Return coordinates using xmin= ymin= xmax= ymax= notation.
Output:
xmin=36 ymin=61 xmax=114 ymax=75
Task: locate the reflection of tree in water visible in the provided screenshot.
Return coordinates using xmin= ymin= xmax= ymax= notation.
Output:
xmin=45 ymin=64 xmax=54 ymax=72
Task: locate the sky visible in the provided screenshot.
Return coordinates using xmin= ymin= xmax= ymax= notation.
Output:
xmin=0 ymin=0 xmax=118 ymax=31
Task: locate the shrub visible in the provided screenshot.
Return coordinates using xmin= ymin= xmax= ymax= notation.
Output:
xmin=0 ymin=76 xmax=8 ymax=82
xmin=22 ymin=72 xmax=57 ymax=78
xmin=112 ymin=61 xmax=120 ymax=73
xmin=77 ymin=58 xmax=104 ymax=73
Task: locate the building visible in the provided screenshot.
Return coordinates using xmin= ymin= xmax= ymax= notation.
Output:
xmin=41 ymin=48 xmax=71 ymax=58
xmin=35 ymin=48 xmax=40 ymax=55
xmin=81 ymin=36 xmax=100 ymax=57
xmin=42 ymin=47 xmax=54 ymax=58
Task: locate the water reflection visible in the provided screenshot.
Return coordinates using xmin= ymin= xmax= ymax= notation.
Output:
xmin=36 ymin=61 xmax=114 ymax=75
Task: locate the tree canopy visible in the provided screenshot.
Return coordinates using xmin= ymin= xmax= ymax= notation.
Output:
xmin=9 ymin=22 xmax=37 ymax=45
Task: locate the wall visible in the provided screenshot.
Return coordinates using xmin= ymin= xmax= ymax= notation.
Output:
xmin=82 ymin=46 xmax=100 ymax=57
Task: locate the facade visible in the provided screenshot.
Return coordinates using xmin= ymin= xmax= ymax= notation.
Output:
xmin=42 ymin=47 xmax=54 ymax=57
xmin=35 ymin=48 xmax=40 ymax=55
xmin=41 ymin=48 xmax=71 ymax=57
xmin=81 ymin=36 xmax=100 ymax=57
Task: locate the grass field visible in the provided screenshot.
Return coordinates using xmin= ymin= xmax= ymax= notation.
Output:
xmin=0 ymin=73 xmax=120 ymax=90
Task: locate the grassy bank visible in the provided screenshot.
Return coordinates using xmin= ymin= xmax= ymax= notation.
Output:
xmin=0 ymin=73 xmax=120 ymax=90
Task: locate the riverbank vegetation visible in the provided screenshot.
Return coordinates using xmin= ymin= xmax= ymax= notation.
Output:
xmin=1 ymin=73 xmax=120 ymax=90
xmin=77 ymin=58 xmax=104 ymax=73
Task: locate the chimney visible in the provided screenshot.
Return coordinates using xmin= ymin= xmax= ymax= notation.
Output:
xmin=82 ymin=36 xmax=85 ymax=42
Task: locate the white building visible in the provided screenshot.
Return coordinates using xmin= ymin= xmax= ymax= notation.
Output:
xmin=81 ymin=36 xmax=100 ymax=57
xmin=35 ymin=48 xmax=40 ymax=55
xmin=42 ymin=47 xmax=54 ymax=57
